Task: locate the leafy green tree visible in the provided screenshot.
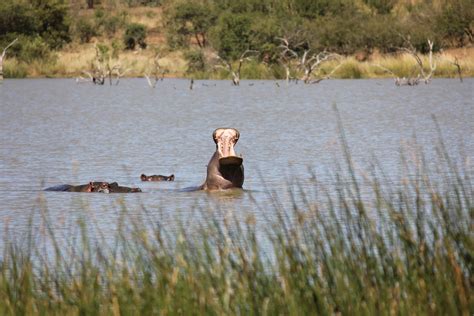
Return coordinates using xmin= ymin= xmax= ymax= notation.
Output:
xmin=30 ymin=0 xmax=71 ymax=49
xmin=94 ymin=9 xmax=124 ymax=36
xmin=76 ymin=18 xmax=97 ymax=43
xmin=248 ymin=15 xmax=279 ymax=62
xmin=123 ymin=23 xmax=147 ymax=49
xmin=164 ymin=1 xmax=216 ymax=49
xmin=209 ymin=12 xmax=252 ymax=59
xmin=435 ymin=0 xmax=473 ymax=46
xmin=0 ymin=2 xmax=38 ymax=37
xmin=0 ymin=0 xmax=70 ymax=61
xmin=184 ymin=49 xmax=206 ymax=73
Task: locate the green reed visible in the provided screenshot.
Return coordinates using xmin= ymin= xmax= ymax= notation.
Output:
xmin=0 ymin=117 xmax=471 ymax=315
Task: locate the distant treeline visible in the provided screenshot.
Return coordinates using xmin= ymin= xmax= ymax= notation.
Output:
xmin=0 ymin=0 xmax=472 ymax=64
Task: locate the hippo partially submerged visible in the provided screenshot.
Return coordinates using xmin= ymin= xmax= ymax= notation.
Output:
xmin=200 ymin=128 xmax=244 ymax=190
xmin=141 ymin=174 xmax=175 ymax=181
xmin=45 ymin=181 xmax=141 ymax=193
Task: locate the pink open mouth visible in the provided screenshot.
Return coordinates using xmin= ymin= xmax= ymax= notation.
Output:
xmin=213 ymin=128 xmax=243 ymax=166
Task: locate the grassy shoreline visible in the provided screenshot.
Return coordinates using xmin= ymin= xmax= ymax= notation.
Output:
xmin=4 ymin=46 xmax=474 ymax=80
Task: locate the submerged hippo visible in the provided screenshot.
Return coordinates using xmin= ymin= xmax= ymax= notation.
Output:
xmin=107 ymin=182 xmax=142 ymax=193
xmin=140 ymin=174 xmax=175 ymax=182
xmin=200 ymin=128 xmax=244 ymax=190
xmin=45 ymin=182 xmax=109 ymax=193
xmin=45 ymin=181 xmax=141 ymax=193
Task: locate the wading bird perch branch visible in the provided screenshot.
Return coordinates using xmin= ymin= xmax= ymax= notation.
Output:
xmin=277 ymin=36 xmax=305 ymax=84
xmin=277 ymin=36 xmax=340 ymax=84
xmin=300 ymin=50 xmax=340 ymax=83
xmin=309 ymin=62 xmax=343 ymax=84
xmin=398 ymin=37 xmax=437 ymax=85
xmin=214 ymin=50 xmax=259 ymax=86
xmin=144 ymin=52 xmax=166 ymax=88
xmin=0 ymin=38 xmax=18 ymax=81
xmin=452 ymin=57 xmax=463 ymax=82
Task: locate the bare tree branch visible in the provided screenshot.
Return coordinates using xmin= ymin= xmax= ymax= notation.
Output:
xmin=396 ymin=37 xmax=437 ymax=85
xmin=277 ymin=37 xmax=340 ymax=84
xmin=214 ymin=50 xmax=258 ymax=86
xmin=144 ymin=51 xmax=167 ymax=88
xmin=0 ymin=38 xmax=19 ymax=81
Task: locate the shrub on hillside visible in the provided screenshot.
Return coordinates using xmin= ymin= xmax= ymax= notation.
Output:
xmin=209 ymin=12 xmax=252 ymax=60
xmin=123 ymin=23 xmax=147 ymax=50
xmin=13 ymin=36 xmax=56 ymax=63
xmin=184 ymin=49 xmax=206 ymax=73
xmin=164 ymin=1 xmax=217 ymax=49
xmin=0 ymin=0 xmax=70 ymax=49
xmin=94 ymin=9 xmax=125 ymax=36
xmin=76 ymin=18 xmax=97 ymax=43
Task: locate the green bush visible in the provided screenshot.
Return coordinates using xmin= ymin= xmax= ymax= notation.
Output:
xmin=435 ymin=0 xmax=474 ymax=47
xmin=209 ymin=12 xmax=252 ymax=60
xmin=184 ymin=49 xmax=206 ymax=73
xmin=8 ymin=36 xmax=55 ymax=63
xmin=20 ymin=37 xmax=54 ymax=62
xmin=0 ymin=0 xmax=70 ymax=49
xmin=94 ymin=9 xmax=124 ymax=36
xmin=76 ymin=18 xmax=97 ymax=43
xmin=123 ymin=23 xmax=147 ymax=50
xmin=164 ymin=1 xmax=217 ymax=49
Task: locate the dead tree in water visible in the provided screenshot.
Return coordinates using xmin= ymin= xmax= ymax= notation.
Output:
xmin=452 ymin=57 xmax=463 ymax=82
xmin=374 ymin=39 xmax=437 ymax=86
xmin=398 ymin=38 xmax=436 ymax=85
xmin=144 ymin=51 xmax=168 ymax=88
xmin=214 ymin=50 xmax=258 ymax=86
xmin=278 ymin=36 xmax=340 ymax=84
xmin=76 ymin=43 xmax=128 ymax=85
xmin=277 ymin=36 xmax=298 ymax=84
xmin=0 ymin=38 xmax=18 ymax=81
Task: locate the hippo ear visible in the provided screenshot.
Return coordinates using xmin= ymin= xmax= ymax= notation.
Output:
xmin=213 ymin=129 xmax=219 ymax=144
xmin=234 ymin=129 xmax=240 ymax=142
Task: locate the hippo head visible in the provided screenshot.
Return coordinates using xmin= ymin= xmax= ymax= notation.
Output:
xmin=213 ymin=128 xmax=243 ymax=167
xmin=90 ymin=182 xmax=110 ymax=193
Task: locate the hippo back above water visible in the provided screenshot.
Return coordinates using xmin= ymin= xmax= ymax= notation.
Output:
xmin=45 ymin=181 xmax=141 ymax=193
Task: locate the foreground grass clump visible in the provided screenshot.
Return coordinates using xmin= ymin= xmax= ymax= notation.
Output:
xmin=0 ymin=125 xmax=472 ymax=315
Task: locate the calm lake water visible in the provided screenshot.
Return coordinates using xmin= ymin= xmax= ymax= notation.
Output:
xmin=0 ymin=78 xmax=472 ymax=245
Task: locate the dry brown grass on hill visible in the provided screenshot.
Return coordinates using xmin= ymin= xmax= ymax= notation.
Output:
xmin=53 ymin=43 xmax=186 ymax=78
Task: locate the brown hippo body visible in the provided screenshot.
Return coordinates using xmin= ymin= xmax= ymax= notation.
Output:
xmin=45 ymin=182 xmax=141 ymax=193
xmin=140 ymin=174 xmax=175 ymax=182
xmin=200 ymin=128 xmax=244 ymax=190
xmin=45 ymin=182 xmax=104 ymax=192
xmin=107 ymin=182 xmax=142 ymax=193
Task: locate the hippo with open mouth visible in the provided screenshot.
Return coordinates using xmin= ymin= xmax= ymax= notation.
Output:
xmin=200 ymin=128 xmax=244 ymax=190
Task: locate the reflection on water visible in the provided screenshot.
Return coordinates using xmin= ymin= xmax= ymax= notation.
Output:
xmin=0 ymin=78 xmax=472 ymax=246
